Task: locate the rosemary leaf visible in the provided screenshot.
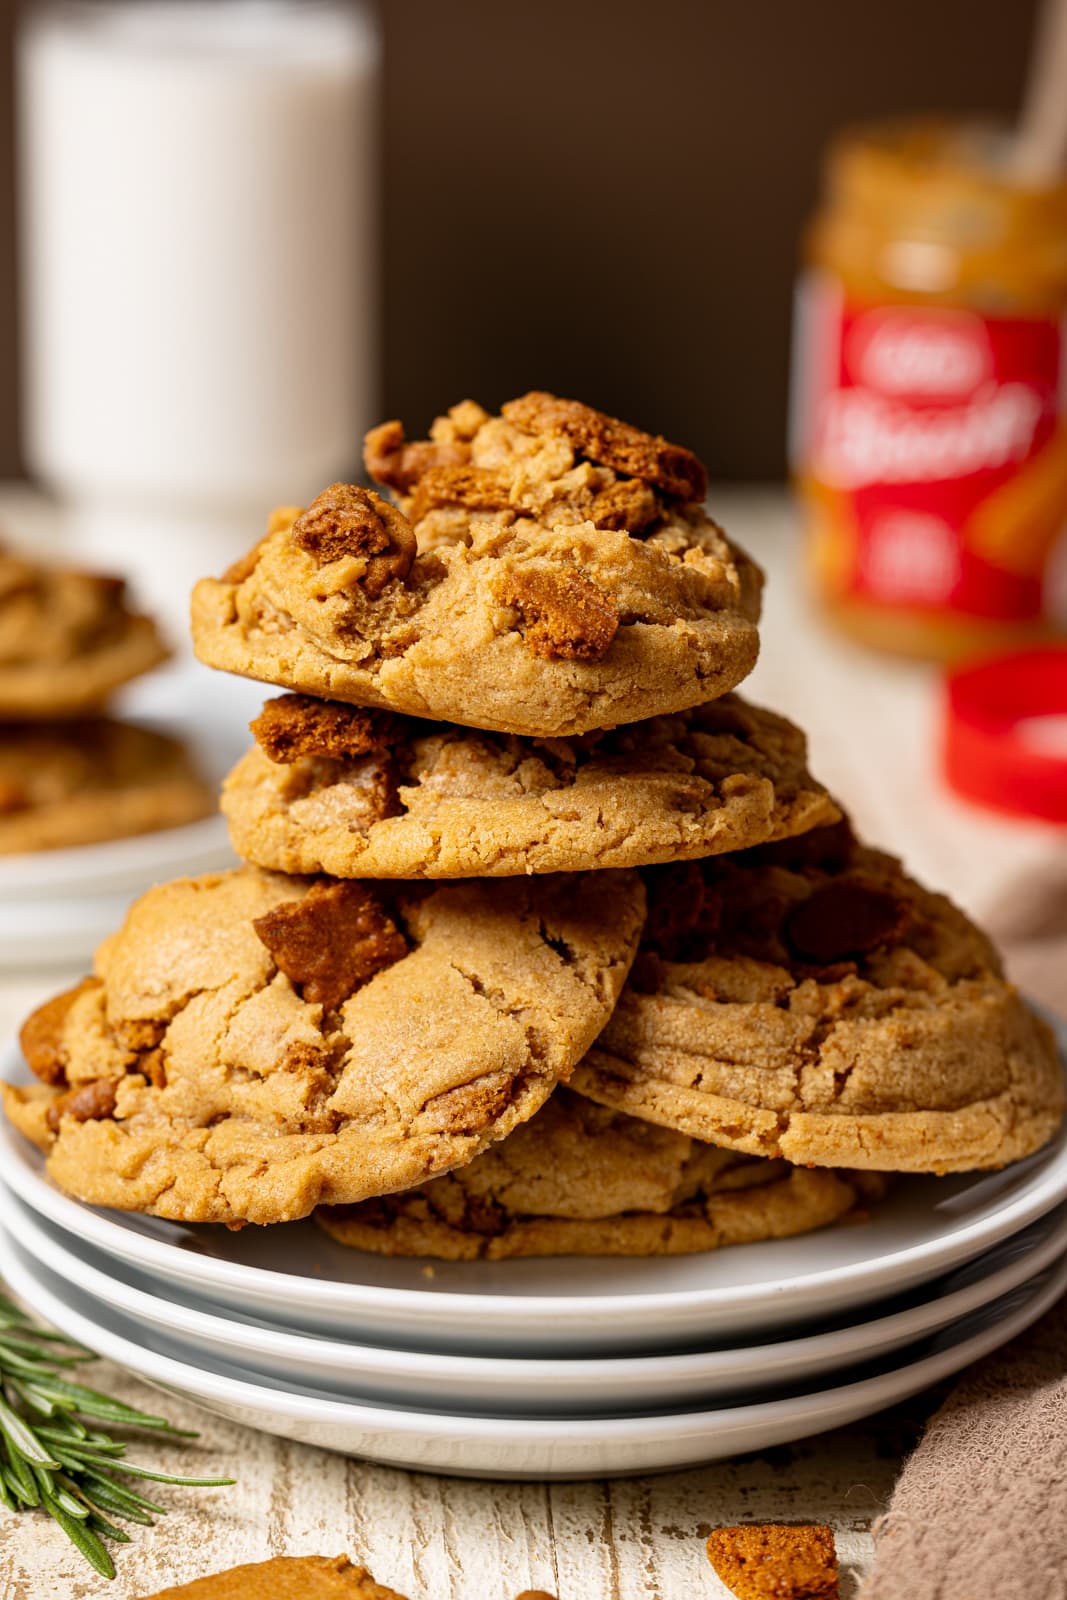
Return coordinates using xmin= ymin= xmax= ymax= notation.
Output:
xmin=0 ymin=1291 xmax=235 ymax=1577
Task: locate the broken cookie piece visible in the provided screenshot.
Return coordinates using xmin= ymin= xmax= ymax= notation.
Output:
xmin=706 ymin=1523 xmax=839 ymax=1600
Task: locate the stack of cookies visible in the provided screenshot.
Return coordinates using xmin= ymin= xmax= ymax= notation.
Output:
xmin=0 ymin=545 xmax=212 ymax=854
xmin=5 ymin=395 xmax=1063 ymax=1265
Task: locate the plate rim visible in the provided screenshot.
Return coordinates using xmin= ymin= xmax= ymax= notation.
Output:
xmin=9 ymin=1186 xmax=1067 ymax=1393
xmin=1 ymin=1222 xmax=1064 ymax=1443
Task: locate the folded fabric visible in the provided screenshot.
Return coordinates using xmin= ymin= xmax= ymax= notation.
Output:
xmin=860 ymin=1290 xmax=1067 ymax=1600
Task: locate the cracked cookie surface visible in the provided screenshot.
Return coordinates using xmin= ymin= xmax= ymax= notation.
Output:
xmin=191 ymin=395 xmax=762 ymax=737
xmin=0 ymin=719 xmax=213 ymax=853
xmin=0 ymin=546 xmax=168 ymax=718
xmin=222 ymin=692 xmax=839 ymax=878
xmin=4 ymin=866 xmax=644 ymax=1225
xmin=570 ymin=824 xmax=1064 ymax=1173
xmin=315 ymin=1088 xmax=875 ymax=1260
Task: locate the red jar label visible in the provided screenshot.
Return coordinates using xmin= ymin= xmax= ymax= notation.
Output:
xmin=792 ymin=274 xmax=1067 ymax=622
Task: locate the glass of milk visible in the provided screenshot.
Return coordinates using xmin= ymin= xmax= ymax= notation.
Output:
xmin=18 ymin=0 xmax=380 ymax=632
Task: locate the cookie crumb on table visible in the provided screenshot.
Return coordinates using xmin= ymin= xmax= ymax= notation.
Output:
xmin=706 ymin=1523 xmax=839 ymax=1599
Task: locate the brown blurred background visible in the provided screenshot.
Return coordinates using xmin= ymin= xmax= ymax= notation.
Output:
xmin=0 ymin=0 xmax=1042 ymax=480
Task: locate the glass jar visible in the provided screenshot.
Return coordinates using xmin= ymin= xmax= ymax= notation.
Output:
xmin=791 ymin=118 xmax=1067 ymax=659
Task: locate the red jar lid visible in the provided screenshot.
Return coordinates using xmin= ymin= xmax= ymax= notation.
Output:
xmin=943 ymin=646 xmax=1067 ymax=822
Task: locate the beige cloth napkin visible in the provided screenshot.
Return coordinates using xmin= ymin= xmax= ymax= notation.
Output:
xmin=860 ymin=863 xmax=1067 ymax=1600
xmin=858 ymin=1294 xmax=1067 ymax=1600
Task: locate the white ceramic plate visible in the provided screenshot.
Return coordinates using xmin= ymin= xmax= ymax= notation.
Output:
xmin=2 ymin=1223 xmax=1063 ymax=1479
xmin=9 ymin=1189 xmax=1067 ymax=1416
xmin=3 ymin=1017 xmax=1066 ymax=1352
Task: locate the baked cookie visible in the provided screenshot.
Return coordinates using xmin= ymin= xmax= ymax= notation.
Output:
xmin=4 ymin=866 xmax=644 ymax=1225
xmin=315 ymin=1087 xmax=877 ymax=1260
xmin=571 ymin=824 xmax=1065 ymax=1173
xmin=0 ymin=719 xmax=213 ymax=854
xmin=191 ymin=395 xmax=762 ymax=737
xmin=138 ymin=1555 xmax=408 ymax=1600
xmin=221 ymin=691 xmax=839 ymax=878
xmin=0 ymin=546 xmax=167 ymax=718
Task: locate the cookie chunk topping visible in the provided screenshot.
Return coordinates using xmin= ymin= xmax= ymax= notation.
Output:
xmin=252 ymin=880 xmax=408 ymax=1012
xmin=503 ymin=391 xmax=708 ymax=501
xmin=363 ymin=419 xmax=471 ymax=494
xmin=251 ymin=695 xmax=394 ymax=765
xmin=495 ymin=568 xmax=619 ymax=662
xmin=706 ymin=1523 xmax=839 ymax=1600
xmin=292 ymin=483 xmax=416 ymax=597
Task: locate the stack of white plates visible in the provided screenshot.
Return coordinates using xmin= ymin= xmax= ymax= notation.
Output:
xmin=0 ymin=665 xmax=262 ymax=966
xmin=2 ymin=1024 xmax=1066 ymax=1479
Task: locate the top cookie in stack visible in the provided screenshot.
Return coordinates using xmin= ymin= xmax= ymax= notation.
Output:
xmin=191 ymin=393 xmax=762 ymax=738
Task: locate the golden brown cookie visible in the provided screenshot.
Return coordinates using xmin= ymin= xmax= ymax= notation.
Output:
xmin=191 ymin=396 xmax=762 ymax=738
xmin=0 ymin=546 xmax=168 ymax=718
xmin=220 ymin=692 xmax=838 ymax=878
xmin=136 ymin=1554 xmax=408 ymax=1600
xmin=0 ymin=719 xmax=213 ymax=853
xmin=706 ymin=1524 xmax=839 ymax=1599
xmin=571 ymin=824 xmax=1065 ymax=1174
xmin=4 ymin=866 xmax=644 ymax=1225
xmin=315 ymin=1088 xmax=876 ymax=1260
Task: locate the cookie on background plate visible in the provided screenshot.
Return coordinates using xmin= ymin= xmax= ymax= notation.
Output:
xmin=571 ymin=823 xmax=1065 ymax=1174
xmin=316 ymin=1087 xmax=881 ymax=1261
xmin=221 ymin=691 xmax=839 ymax=879
xmin=0 ymin=546 xmax=168 ymax=718
xmin=191 ymin=393 xmax=762 ymax=738
xmin=4 ymin=866 xmax=644 ymax=1226
xmin=0 ymin=720 xmax=213 ymax=854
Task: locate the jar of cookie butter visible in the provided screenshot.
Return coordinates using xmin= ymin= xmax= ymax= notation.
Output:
xmin=791 ymin=118 xmax=1067 ymax=659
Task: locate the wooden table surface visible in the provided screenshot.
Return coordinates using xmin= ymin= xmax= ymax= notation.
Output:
xmin=0 ymin=489 xmax=1063 ymax=1600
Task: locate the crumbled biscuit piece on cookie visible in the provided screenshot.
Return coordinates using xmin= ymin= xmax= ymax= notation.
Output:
xmin=503 ymin=390 xmax=708 ymax=501
xmin=363 ymin=418 xmax=471 ymax=493
xmin=587 ymin=477 xmax=660 ymax=533
xmin=496 ymin=568 xmax=618 ymax=662
xmin=292 ymin=484 xmax=416 ymax=597
xmin=407 ymin=464 xmax=513 ymax=524
xmin=251 ymin=695 xmax=394 ymax=765
xmin=706 ymin=1523 xmax=839 ymax=1599
xmin=253 ymin=880 xmax=408 ymax=1012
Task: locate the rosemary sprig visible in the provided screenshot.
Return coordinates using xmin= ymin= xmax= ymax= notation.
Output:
xmin=0 ymin=1290 xmax=234 ymax=1579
